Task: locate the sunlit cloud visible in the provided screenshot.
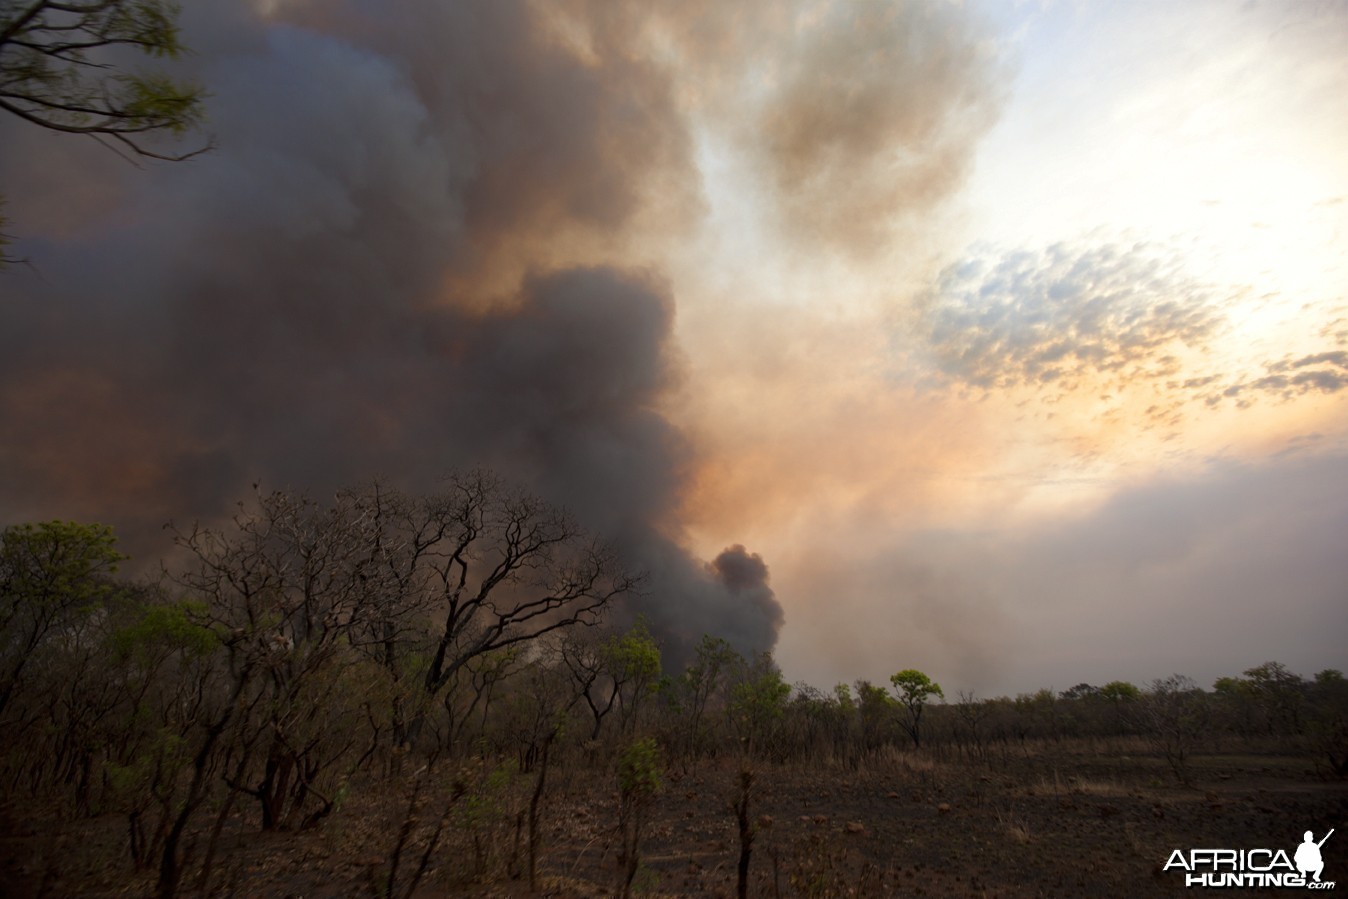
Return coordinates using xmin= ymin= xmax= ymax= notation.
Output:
xmin=1212 ymin=351 xmax=1348 ymax=406
xmin=917 ymin=241 xmax=1226 ymax=392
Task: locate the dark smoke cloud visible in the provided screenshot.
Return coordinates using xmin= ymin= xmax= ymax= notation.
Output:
xmin=708 ymin=545 xmax=782 ymax=645
xmin=549 ymin=0 xmax=1004 ymax=256
xmin=0 ymin=0 xmax=778 ymax=659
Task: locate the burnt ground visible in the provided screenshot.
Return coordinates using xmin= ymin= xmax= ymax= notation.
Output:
xmin=3 ymin=739 xmax=1345 ymax=898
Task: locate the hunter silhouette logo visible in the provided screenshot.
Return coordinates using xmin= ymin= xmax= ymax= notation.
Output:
xmin=1298 ymin=830 xmax=1334 ymax=884
xmin=1164 ymin=828 xmax=1336 ymax=889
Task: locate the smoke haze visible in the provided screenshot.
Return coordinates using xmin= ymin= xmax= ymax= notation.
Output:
xmin=3 ymin=0 xmax=1345 ymax=693
xmin=0 ymin=0 xmax=816 ymax=659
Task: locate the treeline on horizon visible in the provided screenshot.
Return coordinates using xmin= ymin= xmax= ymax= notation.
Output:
xmin=3 ymin=474 xmax=1346 ymax=897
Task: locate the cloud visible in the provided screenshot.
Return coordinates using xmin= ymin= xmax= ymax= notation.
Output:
xmin=1212 ymin=351 xmax=1348 ymax=405
xmin=919 ymin=241 xmax=1225 ymax=391
xmin=749 ymin=2 xmax=1003 ymax=254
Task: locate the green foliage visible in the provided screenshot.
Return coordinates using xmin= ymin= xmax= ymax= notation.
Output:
xmin=685 ymin=635 xmax=740 ymax=704
xmin=1211 ymin=661 xmax=1308 ymax=737
xmin=852 ymin=679 xmax=894 ymax=748
xmin=603 ymin=618 xmax=661 ymax=685
xmin=460 ymin=761 xmax=516 ymax=827
xmin=1243 ymin=661 xmax=1304 ymax=692
xmin=629 ymin=862 xmax=660 ymax=894
xmin=603 ymin=618 xmax=662 ymax=734
xmin=1242 ymin=661 xmax=1306 ymax=734
xmin=890 ymin=669 xmax=944 ymax=707
xmin=730 ymin=652 xmax=791 ymax=752
xmin=1099 ymin=680 xmax=1141 ymax=703
xmin=889 ymin=669 xmax=943 ymax=748
xmin=1060 ymin=682 xmax=1100 ymax=701
xmin=0 ymin=1 xmax=205 ymax=141
xmin=0 ymin=519 xmax=126 ymax=605
xmin=618 ymin=737 xmax=661 ymax=800
xmin=617 ymin=737 xmax=660 ymax=898
xmin=673 ymin=634 xmax=744 ymax=756
xmin=853 ymin=680 xmax=891 ymax=709
xmin=0 ymin=520 xmax=127 ymax=713
xmin=102 ymin=726 xmax=188 ymax=803
xmin=110 ymin=598 xmax=215 ymax=662
xmin=0 ymin=0 xmax=209 ymax=265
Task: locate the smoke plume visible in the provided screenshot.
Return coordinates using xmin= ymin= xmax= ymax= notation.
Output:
xmin=1 ymin=0 xmax=1015 ymax=669
xmin=0 ymin=0 xmax=785 ymax=659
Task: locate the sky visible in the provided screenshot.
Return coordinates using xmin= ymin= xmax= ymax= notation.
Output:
xmin=1 ymin=0 xmax=1345 ymax=696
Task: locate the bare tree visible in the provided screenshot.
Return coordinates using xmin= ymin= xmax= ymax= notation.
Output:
xmin=167 ymin=473 xmax=640 ymax=764
xmin=1140 ymin=674 xmax=1206 ymax=786
xmin=168 ymin=486 xmax=398 ymax=833
xmin=955 ymin=690 xmax=991 ymax=763
xmin=417 ymin=472 xmax=641 ymax=701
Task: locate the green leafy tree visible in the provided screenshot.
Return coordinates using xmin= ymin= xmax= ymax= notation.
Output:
xmin=1099 ymin=680 xmax=1141 ymax=703
xmin=854 ymin=679 xmax=894 ymax=749
xmin=617 ymin=737 xmax=661 ymax=899
xmin=1061 ymin=682 xmax=1100 ymax=702
xmin=0 ymin=0 xmax=208 ymax=265
xmin=603 ymin=618 xmax=662 ymax=736
xmin=890 ymin=668 xmax=944 ymax=749
xmin=833 ymin=682 xmax=855 ymax=715
xmin=678 ymin=634 xmax=742 ymax=757
xmin=728 ymin=652 xmax=791 ymax=755
xmin=1098 ymin=679 xmax=1141 ymax=734
xmin=0 ymin=520 xmax=125 ymax=717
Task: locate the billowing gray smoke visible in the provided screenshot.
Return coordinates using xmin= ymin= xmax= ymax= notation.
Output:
xmin=0 ymin=0 xmax=781 ymax=659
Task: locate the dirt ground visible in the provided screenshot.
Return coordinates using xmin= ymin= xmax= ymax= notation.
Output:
xmin=3 ymin=739 xmax=1346 ymax=897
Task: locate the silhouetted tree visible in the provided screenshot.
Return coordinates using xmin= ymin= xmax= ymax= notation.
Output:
xmin=890 ymin=669 xmax=944 ymax=749
xmin=1140 ymin=674 xmax=1205 ymax=786
xmin=0 ymin=520 xmax=125 ymax=718
xmin=415 ymin=472 xmax=640 ymax=706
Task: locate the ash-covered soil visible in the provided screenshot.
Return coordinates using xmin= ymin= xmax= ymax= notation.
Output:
xmin=3 ymin=741 xmax=1345 ymax=898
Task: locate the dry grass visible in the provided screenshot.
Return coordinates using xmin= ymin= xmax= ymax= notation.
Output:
xmin=855 ymin=744 xmax=943 ymax=776
xmin=1067 ymin=775 xmax=1131 ymax=797
xmin=5 ymin=740 xmax=1344 ymax=899
xmin=994 ymin=806 xmax=1033 ymax=844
